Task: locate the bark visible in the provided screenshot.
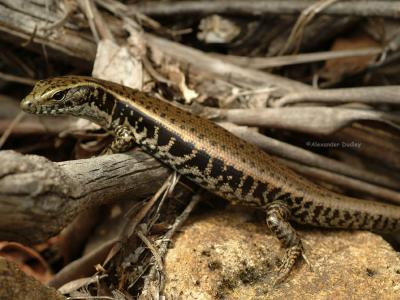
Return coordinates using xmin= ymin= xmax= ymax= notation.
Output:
xmin=133 ymin=1 xmax=400 ymax=18
xmin=145 ymin=34 xmax=311 ymax=96
xmin=0 ymin=0 xmax=310 ymax=96
xmin=0 ymin=150 xmax=169 ymax=244
xmin=0 ymin=0 xmax=96 ymax=64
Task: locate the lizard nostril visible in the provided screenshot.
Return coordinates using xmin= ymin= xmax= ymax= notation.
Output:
xmin=20 ymin=98 xmax=33 ymax=111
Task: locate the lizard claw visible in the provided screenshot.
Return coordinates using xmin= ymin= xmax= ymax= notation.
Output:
xmin=272 ymin=244 xmax=303 ymax=287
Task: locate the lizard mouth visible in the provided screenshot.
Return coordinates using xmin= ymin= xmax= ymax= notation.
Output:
xmin=20 ymin=98 xmax=67 ymax=115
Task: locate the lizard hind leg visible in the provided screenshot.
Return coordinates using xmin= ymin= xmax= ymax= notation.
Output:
xmin=265 ymin=200 xmax=303 ymax=285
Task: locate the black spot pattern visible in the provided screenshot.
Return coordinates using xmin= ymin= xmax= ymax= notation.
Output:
xmin=223 ymin=165 xmax=243 ymax=192
xmin=241 ymin=176 xmax=254 ymax=197
xmin=266 ymin=187 xmax=281 ymax=202
xmin=167 ymin=135 xmax=193 ymax=158
xmin=251 ymin=182 xmax=266 ymax=204
xmin=92 ymin=88 xmax=114 ymax=115
xmin=156 ymin=126 xmax=173 ymax=147
xmin=312 ymin=205 xmax=324 ymax=223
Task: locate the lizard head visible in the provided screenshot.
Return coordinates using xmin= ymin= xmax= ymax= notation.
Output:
xmin=20 ymin=76 xmax=95 ymax=116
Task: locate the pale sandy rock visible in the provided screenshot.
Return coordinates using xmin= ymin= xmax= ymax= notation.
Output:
xmin=164 ymin=208 xmax=400 ymax=299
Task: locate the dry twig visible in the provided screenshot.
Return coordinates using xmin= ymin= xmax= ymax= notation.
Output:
xmin=203 ymin=106 xmax=400 ymax=135
xmin=279 ymin=158 xmax=400 ymax=205
xmin=273 ymin=86 xmax=400 ymax=107
xmin=223 ymin=123 xmax=399 ymax=190
xmin=280 ymin=0 xmax=339 ymax=54
xmin=140 ymin=194 xmax=201 ymax=299
xmin=0 ymin=112 xmax=25 ymax=149
xmin=132 ymin=1 xmax=400 ymax=18
xmin=0 ymin=72 xmax=36 ymax=86
xmin=215 ymin=48 xmax=382 ymax=69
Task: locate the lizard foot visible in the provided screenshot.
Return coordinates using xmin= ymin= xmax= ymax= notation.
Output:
xmin=266 ymin=200 xmax=303 ymax=286
xmin=272 ymin=243 xmax=303 ymax=286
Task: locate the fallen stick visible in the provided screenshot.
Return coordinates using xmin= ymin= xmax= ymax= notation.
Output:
xmin=0 ymin=150 xmax=169 ymax=244
xmin=273 ymin=86 xmax=400 ymax=107
xmin=133 ymin=1 xmax=400 ymax=18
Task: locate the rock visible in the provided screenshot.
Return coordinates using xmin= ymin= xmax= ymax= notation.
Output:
xmin=164 ymin=207 xmax=400 ymax=299
xmin=0 ymin=257 xmax=65 ymax=300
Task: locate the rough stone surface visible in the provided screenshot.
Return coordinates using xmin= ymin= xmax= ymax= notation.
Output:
xmin=164 ymin=208 xmax=400 ymax=299
xmin=0 ymin=257 xmax=65 ymax=300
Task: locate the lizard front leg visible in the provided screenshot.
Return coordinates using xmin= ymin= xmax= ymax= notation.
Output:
xmin=101 ymin=125 xmax=136 ymax=155
xmin=266 ymin=200 xmax=303 ymax=285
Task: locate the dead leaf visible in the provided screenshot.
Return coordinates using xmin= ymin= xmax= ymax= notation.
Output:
xmin=320 ymin=32 xmax=381 ymax=81
xmin=0 ymin=241 xmax=52 ymax=283
xmin=92 ymin=39 xmax=143 ymax=90
xmin=165 ymin=65 xmax=198 ymax=103
xmin=197 ymin=15 xmax=240 ymax=44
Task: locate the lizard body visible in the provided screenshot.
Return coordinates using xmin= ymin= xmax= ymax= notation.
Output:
xmin=21 ymin=76 xmax=400 ymax=283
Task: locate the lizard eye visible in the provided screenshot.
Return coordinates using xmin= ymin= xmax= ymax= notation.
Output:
xmin=53 ymin=91 xmax=65 ymax=101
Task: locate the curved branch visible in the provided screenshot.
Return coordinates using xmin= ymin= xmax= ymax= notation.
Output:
xmin=0 ymin=150 xmax=169 ymax=244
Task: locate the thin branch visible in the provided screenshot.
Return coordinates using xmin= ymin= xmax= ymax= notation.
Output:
xmin=0 ymin=71 xmax=37 ymax=85
xmin=0 ymin=0 xmax=97 ymax=62
xmin=77 ymin=0 xmax=116 ymax=42
xmin=102 ymin=173 xmax=175 ymax=267
xmin=280 ymin=0 xmax=340 ymax=54
xmin=137 ymin=230 xmax=163 ymax=273
xmin=48 ymin=239 xmax=117 ymax=289
xmin=132 ymin=1 xmax=400 ymax=18
xmin=278 ymin=158 xmax=400 ymax=205
xmin=222 ymin=123 xmax=400 ymax=190
xmin=42 ymin=0 xmax=78 ymax=31
xmin=145 ymin=34 xmax=311 ymax=94
xmin=202 ymin=106 xmax=400 ymax=135
xmin=273 ymin=86 xmax=400 ymax=107
xmin=140 ymin=194 xmax=201 ymax=299
xmin=0 ymin=112 xmax=25 ymax=149
xmin=215 ymin=48 xmax=382 ymax=69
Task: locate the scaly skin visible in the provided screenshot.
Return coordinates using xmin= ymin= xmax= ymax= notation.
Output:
xmin=20 ymin=76 xmax=400 ymax=284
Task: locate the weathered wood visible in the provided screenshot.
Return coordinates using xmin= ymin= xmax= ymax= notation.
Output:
xmin=0 ymin=0 xmax=96 ymax=64
xmin=145 ymin=34 xmax=310 ymax=95
xmin=133 ymin=1 xmax=400 ymax=18
xmin=0 ymin=0 xmax=311 ymax=96
xmin=206 ymin=107 xmax=400 ymax=135
xmin=0 ymin=150 xmax=169 ymax=244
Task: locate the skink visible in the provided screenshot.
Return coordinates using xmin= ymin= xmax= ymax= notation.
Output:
xmin=20 ymin=76 xmax=400 ymax=284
